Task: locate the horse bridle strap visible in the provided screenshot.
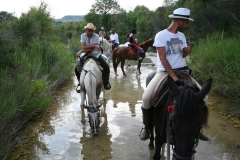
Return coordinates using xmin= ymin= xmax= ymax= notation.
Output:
xmin=167 ymin=110 xmax=200 ymax=160
xmin=173 ymin=151 xmax=195 ymax=160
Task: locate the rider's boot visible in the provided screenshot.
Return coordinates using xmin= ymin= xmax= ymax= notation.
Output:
xmin=75 ymin=59 xmax=84 ymax=93
xmin=139 ymin=107 xmax=151 ymax=141
xmin=102 ymin=72 xmax=111 ymax=90
xmin=199 ymin=131 xmax=209 ymax=141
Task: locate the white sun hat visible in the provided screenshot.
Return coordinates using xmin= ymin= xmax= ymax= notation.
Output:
xmin=168 ymin=8 xmax=194 ymax=21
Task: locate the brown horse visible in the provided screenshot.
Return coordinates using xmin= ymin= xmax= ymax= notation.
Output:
xmin=112 ymin=38 xmax=154 ymax=76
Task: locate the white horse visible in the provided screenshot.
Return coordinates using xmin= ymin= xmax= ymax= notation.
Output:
xmin=99 ymin=37 xmax=113 ymax=64
xmin=80 ymin=57 xmax=103 ymax=134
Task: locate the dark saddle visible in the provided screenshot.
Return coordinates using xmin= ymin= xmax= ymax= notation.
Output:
xmin=148 ymin=70 xmax=195 ymax=107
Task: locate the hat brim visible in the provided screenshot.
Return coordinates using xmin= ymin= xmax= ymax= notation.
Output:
xmin=169 ymin=15 xmax=194 ymax=21
xmin=84 ymin=26 xmax=96 ymax=30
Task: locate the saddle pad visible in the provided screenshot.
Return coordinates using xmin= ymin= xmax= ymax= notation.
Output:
xmin=150 ymin=74 xmax=168 ymax=106
xmin=150 ymin=71 xmax=195 ymax=107
xmin=128 ymin=47 xmax=137 ymax=55
xmin=83 ymin=58 xmax=103 ymax=71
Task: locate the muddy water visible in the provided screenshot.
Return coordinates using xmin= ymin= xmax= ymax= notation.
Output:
xmin=7 ymin=55 xmax=240 ymax=160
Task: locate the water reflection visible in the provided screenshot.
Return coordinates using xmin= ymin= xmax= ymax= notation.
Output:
xmin=106 ymin=68 xmax=147 ymax=117
xmin=6 ymin=58 xmax=240 ymax=160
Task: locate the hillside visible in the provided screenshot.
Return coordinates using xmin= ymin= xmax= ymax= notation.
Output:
xmin=54 ymin=15 xmax=84 ymax=22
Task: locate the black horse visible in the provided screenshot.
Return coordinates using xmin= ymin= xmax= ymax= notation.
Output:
xmin=146 ymin=71 xmax=212 ymax=160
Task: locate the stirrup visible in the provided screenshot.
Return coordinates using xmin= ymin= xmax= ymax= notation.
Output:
xmin=139 ymin=128 xmax=150 ymax=141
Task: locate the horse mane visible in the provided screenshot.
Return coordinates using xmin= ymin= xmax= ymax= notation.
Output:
xmin=171 ymin=79 xmax=208 ymax=125
xmin=139 ymin=38 xmax=154 ymax=51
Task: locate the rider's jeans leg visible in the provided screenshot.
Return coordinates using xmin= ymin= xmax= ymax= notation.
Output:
xmin=142 ymin=72 xmax=167 ymax=109
xmin=98 ymin=55 xmax=110 ymax=79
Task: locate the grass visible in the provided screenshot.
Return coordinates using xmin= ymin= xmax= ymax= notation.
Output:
xmin=186 ymin=32 xmax=240 ymax=116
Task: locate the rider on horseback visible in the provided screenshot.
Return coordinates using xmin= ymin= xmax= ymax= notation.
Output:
xmin=108 ymin=28 xmax=119 ymax=49
xmin=75 ymin=23 xmax=111 ymax=91
xmin=139 ymin=8 xmax=209 ymax=141
xmin=129 ymin=28 xmax=144 ymax=61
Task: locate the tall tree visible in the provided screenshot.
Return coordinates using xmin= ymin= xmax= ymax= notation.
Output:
xmin=87 ymin=0 xmax=122 ymax=31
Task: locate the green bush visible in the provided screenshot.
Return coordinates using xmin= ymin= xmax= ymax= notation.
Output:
xmin=187 ymin=32 xmax=240 ymax=103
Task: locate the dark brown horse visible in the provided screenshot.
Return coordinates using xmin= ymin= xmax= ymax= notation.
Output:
xmin=146 ymin=71 xmax=212 ymax=160
xmin=112 ymin=38 xmax=154 ymax=76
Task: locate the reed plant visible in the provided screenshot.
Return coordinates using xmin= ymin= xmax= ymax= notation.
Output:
xmin=186 ymin=32 xmax=240 ymax=106
xmin=0 ymin=40 xmax=73 ymax=158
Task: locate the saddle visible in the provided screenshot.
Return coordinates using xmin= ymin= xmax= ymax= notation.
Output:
xmin=128 ymin=44 xmax=137 ymax=54
xmin=83 ymin=54 xmax=103 ymax=71
xmin=127 ymin=44 xmax=145 ymax=55
xmin=150 ymin=70 xmax=196 ymax=107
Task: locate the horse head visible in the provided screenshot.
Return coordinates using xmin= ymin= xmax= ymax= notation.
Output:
xmin=168 ymin=75 xmax=212 ymax=159
xmin=83 ymin=104 xmax=102 ymax=134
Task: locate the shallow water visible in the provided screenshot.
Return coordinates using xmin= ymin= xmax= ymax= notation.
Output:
xmin=7 ymin=55 xmax=240 ymax=160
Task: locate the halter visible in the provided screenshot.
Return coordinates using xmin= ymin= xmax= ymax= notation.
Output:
xmin=99 ymin=37 xmax=111 ymax=53
xmin=167 ymin=105 xmax=200 ymax=160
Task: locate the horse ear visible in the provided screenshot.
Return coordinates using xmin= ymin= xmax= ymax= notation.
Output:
xmin=197 ymin=78 xmax=212 ymax=100
xmin=168 ymin=76 xmax=179 ymax=97
xmin=97 ymin=103 xmax=102 ymax=108
xmin=83 ymin=105 xmax=89 ymax=109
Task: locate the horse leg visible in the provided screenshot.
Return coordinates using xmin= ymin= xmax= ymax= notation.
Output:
xmin=152 ymin=135 xmax=163 ymax=160
xmin=120 ymin=59 xmax=127 ymax=76
xmin=107 ymin=53 xmax=111 ymax=65
xmin=137 ymin=60 xmax=142 ymax=75
xmin=80 ymin=105 xmax=86 ymax=123
xmin=114 ymin=59 xmax=121 ymax=76
xmin=148 ymin=125 xmax=154 ymax=150
xmin=80 ymin=91 xmax=86 ymax=123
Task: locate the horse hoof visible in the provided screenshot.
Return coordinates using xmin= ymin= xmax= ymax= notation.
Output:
xmin=81 ymin=119 xmax=86 ymax=123
xmin=148 ymin=143 xmax=154 ymax=150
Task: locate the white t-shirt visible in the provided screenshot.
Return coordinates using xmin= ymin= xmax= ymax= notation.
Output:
xmin=153 ymin=29 xmax=187 ymax=72
xmin=110 ymin=33 xmax=119 ymax=44
xmin=80 ymin=33 xmax=101 ymax=58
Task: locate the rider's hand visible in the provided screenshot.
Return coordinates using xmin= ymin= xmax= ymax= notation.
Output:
xmin=95 ymin=45 xmax=101 ymax=51
xmin=76 ymin=51 xmax=81 ymax=57
xmin=183 ymin=46 xmax=192 ymax=55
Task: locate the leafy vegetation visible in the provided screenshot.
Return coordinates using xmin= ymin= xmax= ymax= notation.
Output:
xmin=0 ymin=3 xmax=73 ymax=159
xmin=0 ymin=0 xmax=240 ymax=158
xmin=187 ymin=32 xmax=240 ymax=104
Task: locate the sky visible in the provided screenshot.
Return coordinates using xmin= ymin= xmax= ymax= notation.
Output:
xmin=1 ymin=0 xmax=165 ymax=19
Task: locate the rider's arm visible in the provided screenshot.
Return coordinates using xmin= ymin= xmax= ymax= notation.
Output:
xmin=157 ymin=47 xmax=179 ymax=81
xmin=182 ymin=46 xmax=192 ymax=58
xmin=76 ymin=42 xmax=100 ymax=57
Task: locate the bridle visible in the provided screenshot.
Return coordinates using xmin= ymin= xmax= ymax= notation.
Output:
xmin=166 ymin=105 xmax=201 ymax=160
xmin=99 ymin=37 xmax=111 ymax=53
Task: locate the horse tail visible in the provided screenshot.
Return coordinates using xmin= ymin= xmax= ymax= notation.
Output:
xmin=112 ymin=48 xmax=118 ymax=69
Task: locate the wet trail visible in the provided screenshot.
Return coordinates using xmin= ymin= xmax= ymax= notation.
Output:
xmin=7 ymin=54 xmax=240 ymax=160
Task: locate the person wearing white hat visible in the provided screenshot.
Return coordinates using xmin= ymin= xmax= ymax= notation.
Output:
xmin=139 ymin=8 xmax=209 ymax=141
xmin=75 ymin=23 xmax=111 ymax=91
xmin=99 ymin=27 xmax=106 ymax=38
